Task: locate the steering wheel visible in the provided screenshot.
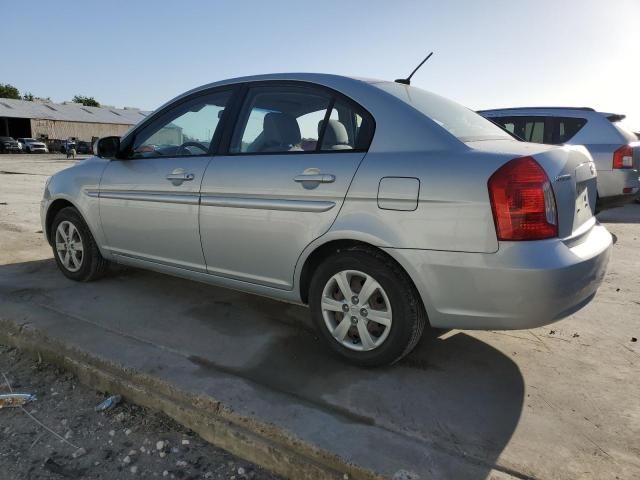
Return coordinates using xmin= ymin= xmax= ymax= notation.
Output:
xmin=179 ymin=141 xmax=208 ymax=154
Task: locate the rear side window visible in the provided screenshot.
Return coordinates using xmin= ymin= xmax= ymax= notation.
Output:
xmin=489 ymin=116 xmax=587 ymax=145
xmin=554 ymin=117 xmax=587 ymax=144
xmin=230 ymin=84 xmax=374 ymax=154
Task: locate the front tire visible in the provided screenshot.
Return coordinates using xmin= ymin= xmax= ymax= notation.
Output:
xmin=51 ymin=207 xmax=108 ymax=281
xmin=309 ymin=247 xmax=427 ymax=367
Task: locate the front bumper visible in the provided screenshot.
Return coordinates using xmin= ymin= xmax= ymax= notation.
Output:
xmin=384 ymin=222 xmax=612 ymax=330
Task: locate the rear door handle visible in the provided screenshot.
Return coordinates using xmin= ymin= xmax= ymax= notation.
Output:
xmin=294 ymin=173 xmax=335 ymax=183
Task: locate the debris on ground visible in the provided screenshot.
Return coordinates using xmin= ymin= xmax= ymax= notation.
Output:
xmin=94 ymin=394 xmax=121 ymax=411
xmin=0 ymin=393 xmax=36 ymax=408
xmin=632 ymin=337 xmax=637 ymax=343
xmin=0 ymin=344 xmax=281 ymax=480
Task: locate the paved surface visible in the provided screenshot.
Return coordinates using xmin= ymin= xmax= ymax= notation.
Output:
xmin=1 ymin=154 xmax=639 ymax=479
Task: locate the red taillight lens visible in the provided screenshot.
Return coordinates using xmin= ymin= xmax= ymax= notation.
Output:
xmin=613 ymin=145 xmax=634 ymax=169
xmin=488 ymin=156 xmax=558 ymax=241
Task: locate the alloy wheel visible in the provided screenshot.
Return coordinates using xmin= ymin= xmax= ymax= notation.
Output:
xmin=321 ymin=269 xmax=392 ymax=351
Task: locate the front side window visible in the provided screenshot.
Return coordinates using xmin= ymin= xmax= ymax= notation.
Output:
xmin=131 ymin=90 xmax=231 ymax=158
xmin=230 ymin=85 xmax=374 ymax=154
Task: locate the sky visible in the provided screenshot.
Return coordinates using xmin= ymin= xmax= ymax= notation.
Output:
xmin=2 ymin=0 xmax=639 ymax=130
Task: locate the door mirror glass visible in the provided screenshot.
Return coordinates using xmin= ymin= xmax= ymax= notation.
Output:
xmin=95 ymin=136 xmax=120 ymax=158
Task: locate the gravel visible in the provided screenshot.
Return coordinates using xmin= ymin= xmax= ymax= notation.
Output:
xmin=0 ymin=344 xmax=281 ymax=479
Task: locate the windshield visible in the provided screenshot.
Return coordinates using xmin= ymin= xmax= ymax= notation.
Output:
xmin=24 ymin=138 xmax=37 ymax=142
xmin=375 ymin=82 xmax=512 ymax=141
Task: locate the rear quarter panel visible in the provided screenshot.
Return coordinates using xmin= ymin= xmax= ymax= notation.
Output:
xmin=330 ymin=149 xmax=512 ymax=253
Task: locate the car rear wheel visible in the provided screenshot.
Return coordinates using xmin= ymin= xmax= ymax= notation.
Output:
xmin=51 ymin=207 xmax=108 ymax=281
xmin=309 ymin=247 xmax=426 ymax=367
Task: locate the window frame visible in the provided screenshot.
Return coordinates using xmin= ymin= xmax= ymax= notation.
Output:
xmin=219 ymin=80 xmax=375 ymax=157
xmin=118 ymin=86 xmax=241 ymax=161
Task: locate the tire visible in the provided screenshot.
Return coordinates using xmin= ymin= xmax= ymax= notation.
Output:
xmin=51 ymin=207 xmax=108 ymax=281
xmin=309 ymin=246 xmax=427 ymax=367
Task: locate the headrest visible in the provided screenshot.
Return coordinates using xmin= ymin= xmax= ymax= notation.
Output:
xmin=319 ymin=119 xmax=351 ymax=149
xmin=263 ymin=112 xmax=301 ymax=148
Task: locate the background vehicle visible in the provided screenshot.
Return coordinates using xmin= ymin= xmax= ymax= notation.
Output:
xmin=479 ymin=107 xmax=640 ymax=208
xmin=41 ymin=74 xmax=612 ymax=366
xmin=76 ymin=141 xmax=92 ymax=154
xmin=17 ymin=137 xmax=49 ymax=153
xmin=0 ymin=136 xmax=21 ymax=153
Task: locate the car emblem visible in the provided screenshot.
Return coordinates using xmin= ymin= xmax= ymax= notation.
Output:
xmin=554 ymin=174 xmax=572 ymax=183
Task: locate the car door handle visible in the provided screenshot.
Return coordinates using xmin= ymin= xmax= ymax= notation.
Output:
xmin=294 ymin=173 xmax=335 ymax=183
xmin=166 ymin=173 xmax=194 ymax=181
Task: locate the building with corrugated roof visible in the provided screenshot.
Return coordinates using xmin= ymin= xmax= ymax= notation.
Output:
xmin=0 ymin=98 xmax=149 ymax=143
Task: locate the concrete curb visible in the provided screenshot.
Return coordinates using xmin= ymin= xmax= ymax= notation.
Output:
xmin=0 ymin=318 xmax=381 ymax=480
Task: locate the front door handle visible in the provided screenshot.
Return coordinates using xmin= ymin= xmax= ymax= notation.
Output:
xmin=166 ymin=169 xmax=194 ymax=185
xmin=166 ymin=173 xmax=194 ymax=181
xmin=294 ymin=173 xmax=335 ymax=184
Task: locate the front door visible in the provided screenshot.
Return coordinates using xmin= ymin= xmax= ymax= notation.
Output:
xmin=199 ymin=83 xmax=374 ymax=288
xmin=99 ymin=89 xmax=233 ymax=271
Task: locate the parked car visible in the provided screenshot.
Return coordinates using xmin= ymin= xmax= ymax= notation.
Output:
xmin=479 ymin=107 xmax=640 ymax=208
xmin=41 ymin=74 xmax=612 ymax=366
xmin=0 ymin=136 xmax=21 ymax=153
xmin=17 ymin=137 xmax=49 ymax=153
xmin=76 ymin=141 xmax=93 ymax=154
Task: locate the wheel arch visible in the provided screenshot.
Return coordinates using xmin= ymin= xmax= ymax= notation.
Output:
xmin=297 ymin=238 xmax=429 ymax=324
xmin=45 ymin=198 xmax=78 ymax=245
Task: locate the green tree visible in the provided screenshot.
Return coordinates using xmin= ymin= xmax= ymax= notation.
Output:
xmin=23 ymin=92 xmax=34 ymax=101
xmin=0 ymin=83 xmax=20 ymax=99
xmin=72 ymin=95 xmax=100 ymax=107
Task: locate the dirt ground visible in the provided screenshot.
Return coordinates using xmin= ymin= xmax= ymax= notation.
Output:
xmin=0 ymin=344 xmax=281 ymax=480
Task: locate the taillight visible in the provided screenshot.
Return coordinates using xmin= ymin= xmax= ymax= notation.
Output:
xmin=488 ymin=156 xmax=558 ymax=241
xmin=613 ymin=145 xmax=634 ymax=169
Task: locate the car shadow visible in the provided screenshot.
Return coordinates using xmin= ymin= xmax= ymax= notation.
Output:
xmin=597 ymin=203 xmax=640 ymax=224
xmin=0 ymin=258 xmax=525 ymax=478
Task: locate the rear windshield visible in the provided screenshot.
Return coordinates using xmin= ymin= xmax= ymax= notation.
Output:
xmin=610 ymin=120 xmax=638 ymax=143
xmin=375 ymin=82 xmax=511 ymax=141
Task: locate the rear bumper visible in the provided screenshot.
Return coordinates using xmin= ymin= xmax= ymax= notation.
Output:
xmin=597 ymin=169 xmax=640 ymax=198
xmin=384 ymin=222 xmax=612 ymax=330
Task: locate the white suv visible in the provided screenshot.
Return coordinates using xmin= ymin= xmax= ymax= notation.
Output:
xmin=479 ymin=107 xmax=639 ymax=207
xmin=17 ymin=137 xmax=49 ymax=153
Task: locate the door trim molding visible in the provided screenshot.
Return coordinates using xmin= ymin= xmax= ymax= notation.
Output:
xmin=92 ymin=189 xmax=200 ymax=205
xmin=200 ymin=195 xmax=335 ymax=212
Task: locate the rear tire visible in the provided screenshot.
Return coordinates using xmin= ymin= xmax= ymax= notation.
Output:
xmin=51 ymin=207 xmax=108 ymax=281
xmin=309 ymin=246 xmax=427 ymax=367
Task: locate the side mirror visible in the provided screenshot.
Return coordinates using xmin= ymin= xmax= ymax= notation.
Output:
xmin=95 ymin=136 xmax=120 ymax=158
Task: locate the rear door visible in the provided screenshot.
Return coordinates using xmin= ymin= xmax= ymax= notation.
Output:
xmin=199 ymin=82 xmax=374 ymax=289
xmin=99 ymin=88 xmax=234 ymax=271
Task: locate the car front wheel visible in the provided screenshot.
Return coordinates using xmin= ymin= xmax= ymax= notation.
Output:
xmin=309 ymin=247 xmax=426 ymax=367
xmin=51 ymin=207 xmax=108 ymax=281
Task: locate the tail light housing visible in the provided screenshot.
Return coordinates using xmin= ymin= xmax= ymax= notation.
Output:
xmin=613 ymin=145 xmax=634 ymax=169
xmin=488 ymin=156 xmax=558 ymax=241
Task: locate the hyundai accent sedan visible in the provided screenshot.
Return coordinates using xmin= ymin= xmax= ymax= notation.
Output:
xmin=41 ymin=73 xmax=612 ymax=366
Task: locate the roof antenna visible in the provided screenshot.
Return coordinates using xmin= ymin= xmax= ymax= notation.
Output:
xmin=395 ymin=52 xmax=434 ymax=85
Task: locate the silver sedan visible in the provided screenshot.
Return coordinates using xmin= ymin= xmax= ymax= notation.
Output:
xmin=41 ymin=73 xmax=612 ymax=366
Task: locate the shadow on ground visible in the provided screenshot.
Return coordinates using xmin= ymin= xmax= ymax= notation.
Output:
xmin=0 ymin=258 xmax=525 ymax=478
